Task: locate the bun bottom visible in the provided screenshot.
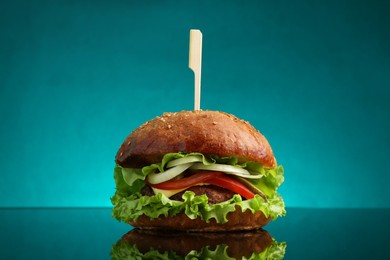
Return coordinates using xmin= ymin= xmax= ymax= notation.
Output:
xmin=129 ymin=207 xmax=271 ymax=232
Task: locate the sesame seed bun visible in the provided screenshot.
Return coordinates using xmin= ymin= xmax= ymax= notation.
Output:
xmin=116 ymin=110 xmax=276 ymax=168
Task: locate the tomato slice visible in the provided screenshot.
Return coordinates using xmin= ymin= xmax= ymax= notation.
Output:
xmin=148 ymin=171 xmax=255 ymax=200
xmin=205 ymin=175 xmax=255 ymax=199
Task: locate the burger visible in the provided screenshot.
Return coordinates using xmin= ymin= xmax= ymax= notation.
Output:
xmin=111 ymin=110 xmax=285 ymax=231
xmin=111 ymin=229 xmax=286 ymax=259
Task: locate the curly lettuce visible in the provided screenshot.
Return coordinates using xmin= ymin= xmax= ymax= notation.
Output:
xmin=111 ymin=152 xmax=285 ymax=224
xmin=112 ymin=190 xmax=285 ymax=224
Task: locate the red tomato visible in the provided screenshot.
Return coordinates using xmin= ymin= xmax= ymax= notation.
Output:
xmin=148 ymin=171 xmax=255 ymax=200
xmin=205 ymin=175 xmax=255 ymax=199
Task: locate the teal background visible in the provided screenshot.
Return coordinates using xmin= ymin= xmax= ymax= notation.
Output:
xmin=1 ymin=0 xmax=389 ymax=208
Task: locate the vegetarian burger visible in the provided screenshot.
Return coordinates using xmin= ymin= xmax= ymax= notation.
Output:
xmin=111 ymin=110 xmax=285 ymax=231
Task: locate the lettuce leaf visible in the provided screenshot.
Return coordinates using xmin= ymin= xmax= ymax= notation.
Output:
xmin=246 ymin=166 xmax=284 ymax=198
xmin=114 ymin=166 xmax=145 ymax=196
xmin=111 ymin=152 xmax=285 ymax=224
xmin=111 ymin=190 xmax=285 ymax=224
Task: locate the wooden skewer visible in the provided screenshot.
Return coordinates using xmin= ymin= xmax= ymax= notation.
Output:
xmin=189 ymin=29 xmax=203 ymax=111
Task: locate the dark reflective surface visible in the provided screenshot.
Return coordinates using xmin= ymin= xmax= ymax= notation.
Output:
xmin=0 ymin=208 xmax=388 ymax=259
xmin=112 ymin=228 xmax=285 ymax=259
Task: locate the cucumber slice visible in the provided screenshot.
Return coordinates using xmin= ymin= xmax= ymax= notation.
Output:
xmin=189 ymin=163 xmax=263 ymax=179
xmin=166 ymin=155 xmax=203 ymax=168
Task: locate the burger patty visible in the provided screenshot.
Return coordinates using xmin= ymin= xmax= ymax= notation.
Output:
xmin=141 ymin=185 xmax=235 ymax=204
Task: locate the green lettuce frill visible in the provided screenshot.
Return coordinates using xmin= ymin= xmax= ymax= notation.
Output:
xmin=111 ymin=152 xmax=286 ymax=224
xmin=112 ymin=190 xmax=285 ymax=224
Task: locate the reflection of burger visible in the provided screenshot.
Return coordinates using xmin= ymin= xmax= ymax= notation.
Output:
xmin=111 ymin=229 xmax=286 ymax=259
xmin=111 ymin=110 xmax=285 ymax=231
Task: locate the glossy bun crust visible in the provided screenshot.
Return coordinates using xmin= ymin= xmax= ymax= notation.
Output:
xmin=129 ymin=206 xmax=271 ymax=232
xmin=115 ymin=110 xmax=276 ymax=168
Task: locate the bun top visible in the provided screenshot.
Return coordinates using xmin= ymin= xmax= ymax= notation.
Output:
xmin=115 ymin=110 xmax=276 ymax=168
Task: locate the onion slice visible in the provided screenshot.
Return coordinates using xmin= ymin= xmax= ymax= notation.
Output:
xmin=190 ymin=163 xmax=263 ymax=179
xmin=147 ymin=163 xmax=193 ymax=184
